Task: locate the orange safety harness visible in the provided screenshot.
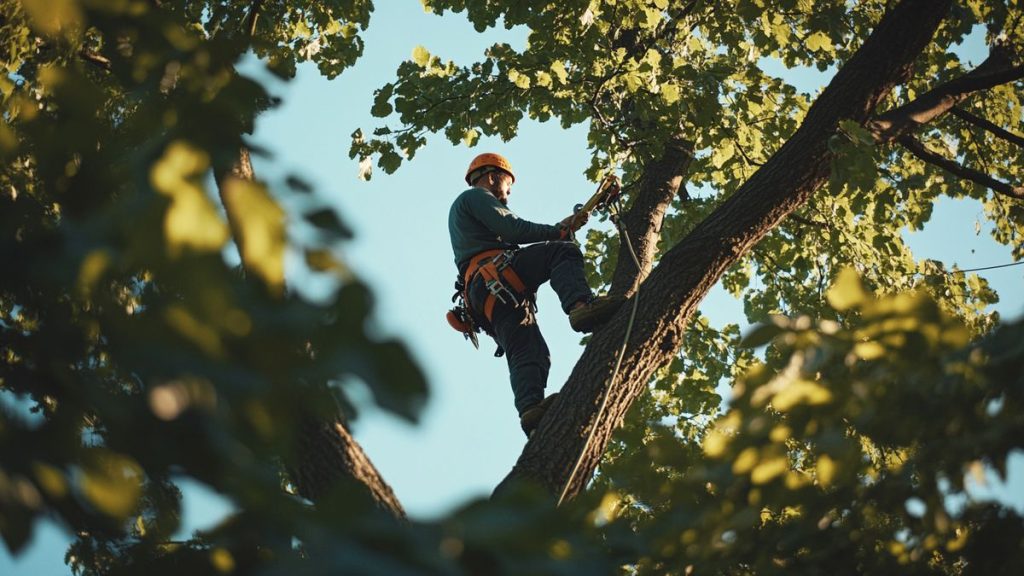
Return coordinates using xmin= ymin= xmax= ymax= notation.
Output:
xmin=446 ymin=249 xmax=533 ymax=352
xmin=445 ymin=173 xmax=622 ymax=353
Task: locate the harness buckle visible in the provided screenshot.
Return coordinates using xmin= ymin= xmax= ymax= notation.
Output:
xmin=485 ymin=278 xmax=520 ymax=307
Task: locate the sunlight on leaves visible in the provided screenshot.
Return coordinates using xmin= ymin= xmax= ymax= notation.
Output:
xmin=32 ymin=462 xmax=68 ymax=498
xmin=412 ymin=45 xmax=430 ymax=67
xmin=222 ymin=178 xmax=286 ymax=296
xmin=165 ymin=305 xmax=225 ymax=358
xmin=751 ymin=453 xmax=789 ymax=485
xmin=79 ymin=449 xmax=143 ymax=520
xmin=76 ymin=249 xmax=111 ymax=302
xmin=20 ymin=0 xmax=82 ymax=37
xmin=826 ymin=267 xmax=867 ymax=311
xmin=816 ymin=455 xmax=837 ymax=488
xmin=150 ymin=141 xmax=229 ymax=257
xmin=804 ymin=31 xmax=832 ymax=53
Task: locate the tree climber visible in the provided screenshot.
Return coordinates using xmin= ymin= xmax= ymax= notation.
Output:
xmin=448 ymin=153 xmax=623 ymax=436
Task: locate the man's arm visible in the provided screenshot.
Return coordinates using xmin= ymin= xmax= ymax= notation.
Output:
xmin=467 ymin=189 xmax=567 ymax=243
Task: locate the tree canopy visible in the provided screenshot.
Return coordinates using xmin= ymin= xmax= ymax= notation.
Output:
xmin=2 ymin=1 xmax=1023 ymax=575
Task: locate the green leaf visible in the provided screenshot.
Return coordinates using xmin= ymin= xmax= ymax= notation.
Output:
xmin=508 ymin=69 xmax=531 ymax=89
xmin=805 ymin=31 xmax=832 ymax=53
xmin=412 ymin=45 xmax=430 ymax=67
xmin=149 ymin=141 xmax=229 ymax=257
xmin=827 ymin=267 xmax=868 ymax=311
xmin=711 ymin=140 xmax=735 ymax=168
xmin=550 ymin=61 xmax=568 ymax=84
xmin=740 ymin=323 xmax=783 ymax=348
xmin=221 ymin=178 xmax=286 ymax=296
xmin=661 ymin=83 xmax=680 ymax=104
xmin=79 ymin=449 xmax=143 ymax=520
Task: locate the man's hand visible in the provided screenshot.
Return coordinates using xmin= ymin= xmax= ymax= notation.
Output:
xmin=559 ymin=210 xmax=589 ymax=234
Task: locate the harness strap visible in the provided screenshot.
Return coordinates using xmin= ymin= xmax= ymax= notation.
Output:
xmin=462 ymin=249 xmax=529 ymax=323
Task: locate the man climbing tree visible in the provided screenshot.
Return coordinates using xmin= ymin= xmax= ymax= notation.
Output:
xmin=449 ymin=153 xmax=623 ymax=435
xmin=5 ymin=0 xmax=1024 ymax=574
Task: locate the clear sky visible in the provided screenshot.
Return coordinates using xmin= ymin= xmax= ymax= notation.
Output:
xmin=3 ymin=2 xmax=1023 ymax=574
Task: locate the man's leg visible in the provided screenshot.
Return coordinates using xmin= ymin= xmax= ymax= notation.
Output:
xmin=512 ymin=242 xmax=624 ymax=333
xmin=489 ymin=303 xmax=550 ymax=416
xmin=511 ymin=241 xmax=593 ymax=313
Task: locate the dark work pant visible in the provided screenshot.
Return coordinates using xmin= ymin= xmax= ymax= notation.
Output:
xmin=468 ymin=242 xmax=593 ymax=415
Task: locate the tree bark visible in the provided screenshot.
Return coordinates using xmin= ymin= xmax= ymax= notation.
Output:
xmin=608 ymin=136 xmax=694 ymax=299
xmin=899 ymin=134 xmax=1024 ymax=200
xmin=213 ymin=148 xmax=406 ymax=518
xmin=496 ymin=0 xmax=953 ymax=501
xmin=868 ymin=44 xmax=1024 ymax=143
xmin=291 ymin=417 xmax=406 ymax=518
xmin=950 ymin=106 xmax=1024 ymax=150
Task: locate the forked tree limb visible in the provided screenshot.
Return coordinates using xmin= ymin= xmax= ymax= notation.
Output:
xmin=899 ymin=134 xmax=1024 ymax=200
xmin=869 ymin=44 xmax=1024 ymax=143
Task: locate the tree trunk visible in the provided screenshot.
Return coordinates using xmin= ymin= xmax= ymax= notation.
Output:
xmin=214 ymin=147 xmax=406 ymax=518
xmin=291 ymin=416 xmax=406 ymax=518
xmin=496 ymin=0 xmax=953 ymax=501
xmin=608 ymin=136 xmax=694 ymax=299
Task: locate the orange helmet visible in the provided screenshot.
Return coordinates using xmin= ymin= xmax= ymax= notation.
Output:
xmin=465 ymin=153 xmax=515 ymax=185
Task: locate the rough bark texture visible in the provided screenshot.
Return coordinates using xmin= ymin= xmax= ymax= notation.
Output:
xmin=213 ymin=148 xmax=406 ymax=518
xmin=608 ymin=137 xmax=694 ymax=299
xmin=292 ymin=416 xmax=407 ymax=518
xmin=496 ymin=0 xmax=953 ymax=501
xmin=213 ymin=146 xmax=256 ymax=249
xmin=869 ymin=44 xmax=1024 ymax=143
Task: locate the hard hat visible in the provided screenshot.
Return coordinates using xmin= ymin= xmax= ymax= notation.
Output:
xmin=465 ymin=153 xmax=516 ymax=186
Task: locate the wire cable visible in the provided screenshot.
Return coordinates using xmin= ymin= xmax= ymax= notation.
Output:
xmin=918 ymin=259 xmax=1024 ymax=277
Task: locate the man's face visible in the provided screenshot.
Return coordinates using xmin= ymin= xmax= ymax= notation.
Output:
xmin=489 ymin=172 xmax=513 ymax=205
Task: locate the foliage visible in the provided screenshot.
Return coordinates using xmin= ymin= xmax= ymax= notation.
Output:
xmin=606 ymin=270 xmax=1024 ymax=575
xmin=357 ymin=0 xmax=1019 ymax=461
xmin=3 ymin=0 xmax=1024 ymax=575
xmin=353 ymin=0 xmax=1023 ymax=573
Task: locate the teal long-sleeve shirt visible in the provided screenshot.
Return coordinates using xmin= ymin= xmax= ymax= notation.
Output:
xmin=448 ymin=187 xmax=563 ymax=273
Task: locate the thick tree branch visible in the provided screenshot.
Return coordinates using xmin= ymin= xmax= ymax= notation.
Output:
xmin=213 ymin=149 xmax=405 ymax=518
xmin=869 ymin=44 xmax=1024 ymax=143
xmin=950 ymin=106 xmax=1024 ymax=149
xmin=608 ymin=136 xmax=694 ymax=299
xmin=497 ymin=0 xmax=952 ymax=501
xmin=291 ymin=418 xmax=406 ymax=519
xmin=899 ymin=134 xmax=1024 ymax=200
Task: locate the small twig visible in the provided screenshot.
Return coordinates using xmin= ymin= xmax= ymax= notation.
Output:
xmin=733 ymin=138 xmax=765 ymax=167
xmin=950 ymin=107 xmax=1024 ymax=149
xmin=789 ymin=213 xmax=828 ymax=229
xmin=899 ymin=134 xmax=1023 ymax=200
xmin=78 ymin=49 xmax=111 ymax=71
xmin=245 ymin=0 xmax=264 ymax=39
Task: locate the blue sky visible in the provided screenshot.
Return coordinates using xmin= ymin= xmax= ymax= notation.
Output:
xmin=4 ymin=2 xmax=1023 ymax=573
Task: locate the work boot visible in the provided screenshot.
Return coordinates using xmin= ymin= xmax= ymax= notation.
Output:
xmin=519 ymin=392 xmax=560 ymax=437
xmin=569 ymin=295 xmax=625 ymax=333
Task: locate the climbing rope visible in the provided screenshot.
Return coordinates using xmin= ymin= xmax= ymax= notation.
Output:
xmin=555 ymin=192 xmax=1021 ymax=505
xmin=556 ymin=197 xmax=643 ymax=508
